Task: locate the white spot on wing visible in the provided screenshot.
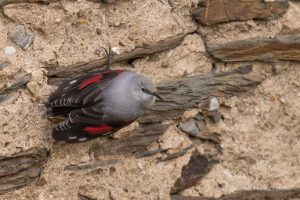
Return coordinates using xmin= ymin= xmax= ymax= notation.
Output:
xmin=69 ymin=80 xmax=77 ymax=84
xmin=68 ymin=136 xmax=77 ymax=140
xmin=66 ymin=120 xmax=72 ymax=128
xmin=52 ymin=99 xmax=59 ymax=106
xmin=102 ymin=131 xmax=113 ymax=136
xmin=69 ymin=113 xmax=75 ymax=123
xmin=78 ymin=137 xmax=87 ymax=142
xmin=69 ymin=117 xmax=74 ymax=123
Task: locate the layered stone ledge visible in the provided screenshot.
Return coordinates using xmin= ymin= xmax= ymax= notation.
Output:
xmin=191 ymin=0 xmax=289 ymax=26
xmin=208 ymin=34 xmax=300 ymax=62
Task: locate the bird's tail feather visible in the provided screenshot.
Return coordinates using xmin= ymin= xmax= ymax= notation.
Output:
xmin=53 ymin=120 xmax=92 ymax=143
xmin=52 ymin=120 xmax=114 ymax=143
xmin=46 ymin=106 xmax=76 ymax=118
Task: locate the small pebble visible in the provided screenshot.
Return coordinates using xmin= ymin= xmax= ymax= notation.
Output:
xmin=201 ymin=97 xmax=219 ymax=112
xmin=76 ymin=10 xmax=85 ymax=18
xmin=207 ymin=110 xmax=222 ymax=123
xmin=109 ymin=167 xmax=116 ymax=175
xmin=178 ymin=119 xmax=199 ymax=135
xmin=280 ymin=98 xmax=285 ymax=104
xmin=137 ymin=161 xmax=144 ymax=170
xmin=161 ymin=60 xmax=169 ymax=68
xmin=209 ymin=97 xmax=219 ymax=111
xmin=9 ymin=25 xmax=35 ymax=49
xmin=195 ymin=118 xmax=206 ymax=131
xmin=96 ymin=28 xmax=101 ymax=35
xmin=4 ymin=46 xmax=16 ymax=56
xmin=35 ymin=177 xmax=47 ymax=186
xmin=0 ymin=61 xmax=11 ymax=71
xmin=111 ymin=47 xmax=120 ymax=55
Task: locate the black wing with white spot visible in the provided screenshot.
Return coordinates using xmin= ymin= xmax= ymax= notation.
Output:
xmin=46 ymin=70 xmax=125 ymax=117
xmin=46 ymin=69 xmax=127 ymax=143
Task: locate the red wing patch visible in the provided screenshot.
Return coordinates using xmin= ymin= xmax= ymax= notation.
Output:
xmin=84 ymin=124 xmax=113 ymax=135
xmin=79 ymin=74 xmax=103 ymax=89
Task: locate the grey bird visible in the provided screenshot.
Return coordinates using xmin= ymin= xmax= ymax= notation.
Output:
xmin=46 ymin=49 xmax=162 ymax=143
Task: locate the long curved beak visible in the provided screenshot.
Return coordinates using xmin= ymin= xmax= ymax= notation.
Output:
xmin=144 ymin=89 xmax=164 ymax=101
xmin=151 ymin=92 xmax=164 ymax=101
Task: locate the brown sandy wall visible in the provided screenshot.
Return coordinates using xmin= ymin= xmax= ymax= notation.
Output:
xmin=0 ymin=0 xmax=299 ymax=199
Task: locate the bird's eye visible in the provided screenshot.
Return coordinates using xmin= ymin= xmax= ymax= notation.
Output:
xmin=142 ymin=88 xmax=145 ymax=92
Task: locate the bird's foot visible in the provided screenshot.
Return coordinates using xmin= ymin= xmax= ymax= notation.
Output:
xmin=95 ymin=44 xmax=113 ymax=70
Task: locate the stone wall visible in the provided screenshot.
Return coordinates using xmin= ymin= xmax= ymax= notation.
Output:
xmin=0 ymin=0 xmax=299 ymax=199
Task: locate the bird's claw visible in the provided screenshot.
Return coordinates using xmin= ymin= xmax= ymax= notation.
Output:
xmin=95 ymin=44 xmax=114 ymax=70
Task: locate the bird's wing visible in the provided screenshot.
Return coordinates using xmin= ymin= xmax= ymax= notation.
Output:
xmin=46 ymin=69 xmax=125 ymax=117
xmin=52 ymin=106 xmax=132 ymax=143
xmin=46 ymin=69 xmax=131 ymax=143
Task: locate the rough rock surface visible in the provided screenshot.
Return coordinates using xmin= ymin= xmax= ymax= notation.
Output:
xmin=0 ymin=0 xmax=300 ymax=200
xmin=8 ymin=25 xmax=35 ymax=50
xmin=172 ymin=189 xmax=300 ymax=200
xmin=0 ymin=147 xmax=48 ymax=195
xmin=208 ymin=34 xmax=300 ymax=62
xmin=191 ymin=0 xmax=289 ymax=26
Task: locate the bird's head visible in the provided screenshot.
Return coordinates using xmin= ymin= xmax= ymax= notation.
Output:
xmin=132 ymin=75 xmax=163 ymax=109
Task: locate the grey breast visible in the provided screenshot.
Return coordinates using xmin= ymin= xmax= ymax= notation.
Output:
xmin=100 ymin=72 xmax=144 ymax=122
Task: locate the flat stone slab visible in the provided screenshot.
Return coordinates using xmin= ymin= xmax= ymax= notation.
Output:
xmin=191 ymin=0 xmax=289 ymax=26
xmin=46 ymin=34 xmax=187 ymax=83
xmin=172 ymin=189 xmax=300 ymax=200
xmin=9 ymin=25 xmax=35 ymax=50
xmin=208 ymin=34 xmax=300 ymax=62
xmin=0 ymin=147 xmax=48 ymax=195
xmin=171 ymin=153 xmax=216 ymax=194
xmin=0 ymin=0 xmax=59 ymax=6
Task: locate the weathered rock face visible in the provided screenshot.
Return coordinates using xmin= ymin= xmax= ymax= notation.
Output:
xmin=191 ymin=0 xmax=289 ymax=26
xmin=208 ymin=34 xmax=300 ymax=62
xmin=0 ymin=0 xmax=59 ymax=6
xmin=171 ymin=153 xmax=216 ymax=194
xmin=0 ymin=61 xmax=10 ymax=71
xmin=0 ymin=147 xmax=48 ymax=195
xmin=172 ymin=189 xmax=300 ymax=200
xmin=47 ymin=34 xmax=187 ymax=84
xmin=0 ymin=0 xmax=300 ymax=199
